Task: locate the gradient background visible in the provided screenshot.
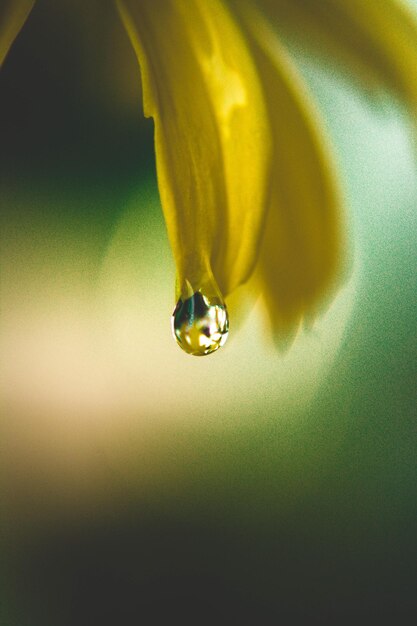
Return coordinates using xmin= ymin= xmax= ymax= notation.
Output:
xmin=1 ymin=1 xmax=416 ymax=623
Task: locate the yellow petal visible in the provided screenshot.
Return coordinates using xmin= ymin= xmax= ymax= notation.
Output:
xmin=117 ymin=0 xmax=271 ymax=300
xmin=0 ymin=0 xmax=35 ymax=67
xmin=260 ymin=0 xmax=417 ymax=111
xmin=232 ymin=2 xmax=347 ymax=344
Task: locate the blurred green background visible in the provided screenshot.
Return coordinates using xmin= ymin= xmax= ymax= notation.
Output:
xmin=1 ymin=0 xmax=416 ymax=623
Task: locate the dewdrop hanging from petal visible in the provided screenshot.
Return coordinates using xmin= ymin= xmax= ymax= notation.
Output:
xmin=117 ymin=0 xmax=270 ymax=356
xmin=172 ymin=292 xmax=229 ymax=356
xmin=171 ymin=278 xmax=229 ymax=356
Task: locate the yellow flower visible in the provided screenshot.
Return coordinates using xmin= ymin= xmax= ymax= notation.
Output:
xmin=3 ymin=0 xmax=417 ymax=354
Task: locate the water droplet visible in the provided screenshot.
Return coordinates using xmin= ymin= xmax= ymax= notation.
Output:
xmin=172 ymin=291 xmax=229 ymax=356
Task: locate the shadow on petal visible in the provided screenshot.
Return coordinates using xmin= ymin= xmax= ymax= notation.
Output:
xmin=260 ymin=0 xmax=417 ymax=114
xmin=234 ymin=3 xmax=349 ymax=347
xmin=0 ymin=0 xmax=35 ymax=67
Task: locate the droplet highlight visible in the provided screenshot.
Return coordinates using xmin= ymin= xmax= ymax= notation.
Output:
xmin=172 ymin=291 xmax=229 ymax=356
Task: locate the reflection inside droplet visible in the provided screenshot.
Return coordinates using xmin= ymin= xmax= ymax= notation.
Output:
xmin=172 ymin=291 xmax=229 ymax=356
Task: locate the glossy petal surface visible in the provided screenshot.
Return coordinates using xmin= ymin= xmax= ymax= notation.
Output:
xmin=117 ymin=0 xmax=271 ymax=300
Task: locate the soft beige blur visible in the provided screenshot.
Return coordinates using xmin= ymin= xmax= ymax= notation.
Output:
xmin=0 ymin=179 xmax=356 ymax=526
